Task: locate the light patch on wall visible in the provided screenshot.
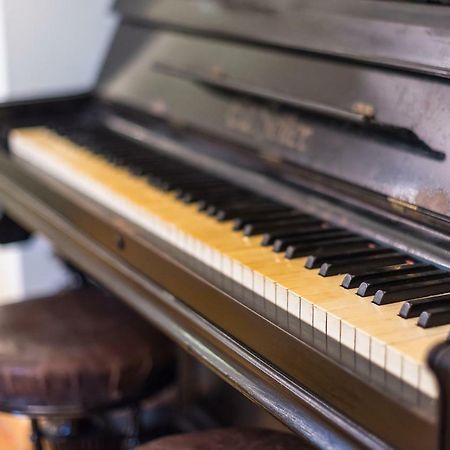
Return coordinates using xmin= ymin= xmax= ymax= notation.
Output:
xmin=0 ymin=0 xmax=117 ymax=102
xmin=0 ymin=0 xmax=9 ymax=101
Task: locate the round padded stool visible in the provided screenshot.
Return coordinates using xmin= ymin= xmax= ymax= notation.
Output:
xmin=0 ymin=287 xmax=174 ymax=449
xmin=139 ymin=428 xmax=314 ymax=449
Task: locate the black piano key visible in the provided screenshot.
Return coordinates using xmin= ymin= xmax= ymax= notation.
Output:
xmin=142 ymin=161 xmax=188 ymax=172
xmin=128 ymin=162 xmax=160 ymax=176
xmin=113 ymin=153 xmax=155 ymax=165
xmin=197 ymin=191 xmax=249 ymax=211
xmin=319 ymin=254 xmax=407 ymax=277
xmin=182 ymin=187 xmax=244 ymax=204
xmin=180 ymin=191 xmax=233 ymax=204
xmin=158 ymin=177 xmax=227 ymax=192
xmin=233 ymin=210 xmax=301 ymax=231
xmin=418 ymin=306 xmax=450 ymax=328
xmin=341 ymin=262 xmax=428 ymax=289
xmin=260 ymin=224 xmax=336 ymax=246
xmin=172 ymin=177 xmax=225 ymax=189
xmin=373 ymin=279 xmax=450 ymax=305
xmin=180 ymin=187 xmax=233 ymax=204
xmin=126 ymin=155 xmax=169 ymax=166
xmin=151 ymin=175 xmax=220 ymax=191
xmin=357 ymin=270 xmax=446 ymax=297
xmin=147 ymin=167 xmax=204 ymax=180
xmin=303 ymin=244 xmax=384 ymax=267
xmin=244 ymin=217 xmax=321 ymax=237
xmin=149 ymin=177 xmax=185 ymax=191
xmin=216 ymin=204 xmax=289 ymax=221
xmin=55 ymin=127 xmax=450 ymax=314
xmin=175 ymin=182 xmax=230 ymax=200
xmin=237 ymin=213 xmax=311 ymax=232
xmin=207 ymin=199 xmax=274 ymax=217
xmin=285 ymin=237 xmax=369 ymax=259
xmin=214 ymin=200 xmax=284 ymax=220
xmin=399 ymin=294 xmax=450 ymax=319
xmin=272 ymin=230 xmax=354 ymax=252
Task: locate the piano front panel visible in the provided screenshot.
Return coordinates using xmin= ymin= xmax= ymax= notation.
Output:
xmin=99 ymin=25 xmax=450 ymax=221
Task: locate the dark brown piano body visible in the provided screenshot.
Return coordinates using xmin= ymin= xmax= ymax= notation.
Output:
xmin=1 ymin=1 xmax=450 ymax=449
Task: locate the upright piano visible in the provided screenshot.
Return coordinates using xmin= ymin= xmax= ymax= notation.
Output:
xmin=1 ymin=1 xmax=450 ymax=448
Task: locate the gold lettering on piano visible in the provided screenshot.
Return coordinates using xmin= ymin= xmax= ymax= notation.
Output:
xmin=225 ymin=102 xmax=313 ymax=153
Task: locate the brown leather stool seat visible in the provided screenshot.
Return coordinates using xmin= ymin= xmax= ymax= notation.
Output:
xmin=139 ymin=428 xmax=314 ymax=449
xmin=0 ymin=287 xmax=173 ymax=414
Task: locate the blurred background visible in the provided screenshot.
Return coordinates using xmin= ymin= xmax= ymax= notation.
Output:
xmin=0 ymin=0 xmax=117 ymax=102
xmin=0 ymin=0 xmax=116 ymax=307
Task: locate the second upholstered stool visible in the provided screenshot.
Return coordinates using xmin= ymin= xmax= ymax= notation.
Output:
xmin=138 ymin=427 xmax=314 ymax=449
xmin=0 ymin=286 xmax=174 ymax=449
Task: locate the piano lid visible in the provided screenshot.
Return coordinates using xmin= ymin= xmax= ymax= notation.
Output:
xmin=116 ymin=0 xmax=450 ymax=77
xmin=98 ymin=0 xmax=450 ymax=226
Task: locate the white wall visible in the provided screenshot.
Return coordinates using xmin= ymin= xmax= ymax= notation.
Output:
xmin=0 ymin=0 xmax=117 ymax=102
xmin=0 ymin=1 xmax=8 ymax=100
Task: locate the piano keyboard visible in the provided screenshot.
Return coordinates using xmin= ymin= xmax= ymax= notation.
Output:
xmin=9 ymin=125 xmax=450 ymax=399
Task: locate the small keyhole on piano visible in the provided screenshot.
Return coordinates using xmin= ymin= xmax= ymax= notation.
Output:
xmin=115 ymin=234 xmax=125 ymax=250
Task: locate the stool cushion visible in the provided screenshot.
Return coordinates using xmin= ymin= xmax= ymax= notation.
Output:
xmin=0 ymin=287 xmax=173 ymax=413
xmin=139 ymin=428 xmax=313 ymax=449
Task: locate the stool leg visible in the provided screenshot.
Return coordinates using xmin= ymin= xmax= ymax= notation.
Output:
xmin=30 ymin=418 xmax=43 ymax=450
xmin=125 ymin=404 xmax=141 ymax=450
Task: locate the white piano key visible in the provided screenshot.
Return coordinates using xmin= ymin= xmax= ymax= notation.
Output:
xmin=386 ymin=347 xmax=403 ymax=379
xmin=355 ymin=329 xmax=371 ymax=359
xmin=327 ymin=312 xmax=341 ymax=342
xmin=232 ymin=260 xmax=244 ymax=299
xmin=264 ymin=278 xmax=277 ymax=322
xmin=276 ymin=284 xmax=288 ymax=329
xmin=420 ymin=367 xmax=438 ymax=399
xmin=287 ymin=290 xmax=301 ymax=337
xmin=211 ymin=249 xmax=222 ymax=272
xmin=341 ymin=321 xmax=356 ymax=350
xmin=242 ymin=266 xmax=254 ymax=308
xmin=371 ymin=337 xmax=386 ymax=368
xmin=232 ymin=260 xmax=243 ymax=284
xmin=222 ymin=255 xmax=232 ymax=277
xmin=313 ymin=306 xmax=327 ymax=335
xmin=301 ymin=298 xmax=313 ymax=326
xmin=185 ymin=234 xmax=195 ymax=256
xmin=403 ymin=356 xmax=420 ymax=389
xmin=203 ymin=245 xmax=213 ymax=266
xmin=253 ymin=272 xmax=265 ymax=315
